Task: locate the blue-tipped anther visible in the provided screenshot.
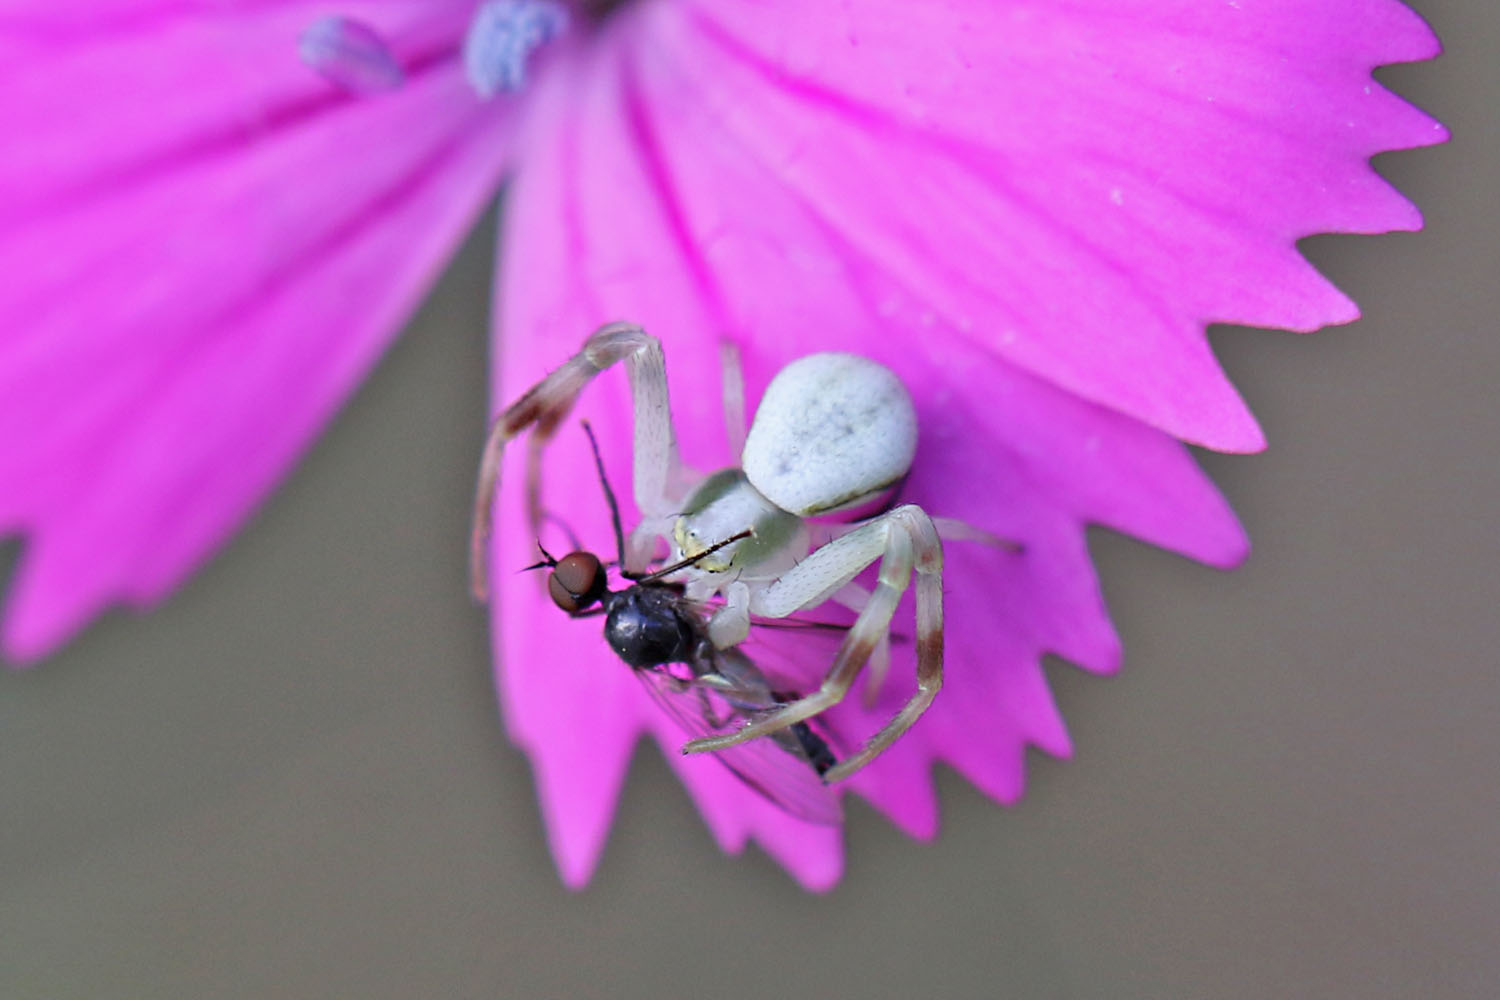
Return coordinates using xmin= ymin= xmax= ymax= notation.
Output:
xmin=298 ymin=16 xmax=405 ymax=94
xmin=464 ymin=0 xmax=570 ymax=99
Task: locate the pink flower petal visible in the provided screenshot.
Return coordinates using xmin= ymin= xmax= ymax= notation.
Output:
xmin=669 ymin=0 xmax=1446 ymax=451
xmin=0 ymin=2 xmax=515 ymax=660
xmin=493 ymin=1 xmax=1441 ymax=884
xmin=494 ymin=35 xmax=860 ymax=889
xmin=0 ymin=0 xmax=1443 ymax=890
xmin=492 ymin=34 xmax=745 ymax=888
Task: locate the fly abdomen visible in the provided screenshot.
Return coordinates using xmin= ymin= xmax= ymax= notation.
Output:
xmin=790 ymin=721 xmax=838 ymax=778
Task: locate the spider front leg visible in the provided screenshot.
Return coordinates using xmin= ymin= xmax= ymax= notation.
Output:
xmin=469 ymin=322 xmax=681 ymax=599
xmin=684 ymin=505 xmax=944 ymax=783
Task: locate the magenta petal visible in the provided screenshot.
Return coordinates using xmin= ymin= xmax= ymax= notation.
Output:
xmin=514 ymin=586 xmax=642 ymax=890
xmin=491 ymin=37 xmax=760 ymax=886
xmin=2 ymin=2 xmax=474 ymax=218
xmin=668 ymin=0 xmax=1446 ymax=451
xmin=0 ymin=4 xmax=514 ymax=660
xmin=493 ymin=36 xmax=856 ymax=886
xmin=657 ymin=724 xmax=844 ymax=890
xmin=492 ymin=0 xmax=1438 ymax=886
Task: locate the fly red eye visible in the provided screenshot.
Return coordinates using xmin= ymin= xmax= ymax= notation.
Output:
xmin=547 ymin=551 xmax=605 ymax=612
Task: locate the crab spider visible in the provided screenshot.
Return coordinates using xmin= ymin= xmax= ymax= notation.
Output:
xmin=472 ymin=322 xmax=1008 ymax=782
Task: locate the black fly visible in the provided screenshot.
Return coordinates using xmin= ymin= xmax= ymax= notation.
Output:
xmin=525 ymin=424 xmax=843 ymax=825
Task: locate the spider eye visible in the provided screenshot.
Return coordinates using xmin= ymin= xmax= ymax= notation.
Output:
xmin=548 ymin=551 xmax=606 ymax=612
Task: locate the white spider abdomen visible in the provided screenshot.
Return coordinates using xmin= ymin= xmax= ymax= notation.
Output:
xmin=742 ymin=353 xmax=917 ymax=516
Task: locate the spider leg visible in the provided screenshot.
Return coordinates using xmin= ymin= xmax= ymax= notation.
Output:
xmin=470 ymin=322 xmax=681 ymax=599
xmin=930 ymin=516 xmax=1023 ymax=553
xmin=720 ymin=339 xmax=747 ymax=460
xmin=829 ymin=582 xmax=892 ymax=709
xmin=685 ymin=505 xmax=943 ymax=782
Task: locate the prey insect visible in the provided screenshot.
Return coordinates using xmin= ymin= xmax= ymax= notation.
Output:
xmin=474 ymin=323 xmax=1014 ymax=782
xmin=526 ymin=427 xmax=843 ymax=824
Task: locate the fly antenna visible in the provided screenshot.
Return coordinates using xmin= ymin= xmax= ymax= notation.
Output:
xmin=639 ymin=529 xmax=753 ymax=584
xmin=580 ymin=420 xmax=627 ymax=573
xmin=521 ymin=541 xmax=559 ymax=572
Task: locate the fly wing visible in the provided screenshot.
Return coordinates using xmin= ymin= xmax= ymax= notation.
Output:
xmin=634 ymin=652 xmax=843 ymax=827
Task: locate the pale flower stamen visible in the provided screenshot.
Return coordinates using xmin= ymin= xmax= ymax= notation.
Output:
xmin=297 ymin=16 xmax=405 ymax=94
xmin=464 ymin=0 xmax=570 ymax=100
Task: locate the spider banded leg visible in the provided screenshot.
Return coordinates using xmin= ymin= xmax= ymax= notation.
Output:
xmin=821 ymin=515 xmax=1011 ymax=708
xmin=828 ymin=582 xmax=894 ymax=708
xmin=685 ymin=505 xmax=944 ymax=782
xmin=470 ymin=322 xmax=680 ymax=599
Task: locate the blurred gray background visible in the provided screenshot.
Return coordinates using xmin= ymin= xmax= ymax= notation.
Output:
xmin=0 ymin=1 xmax=1492 ymax=996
